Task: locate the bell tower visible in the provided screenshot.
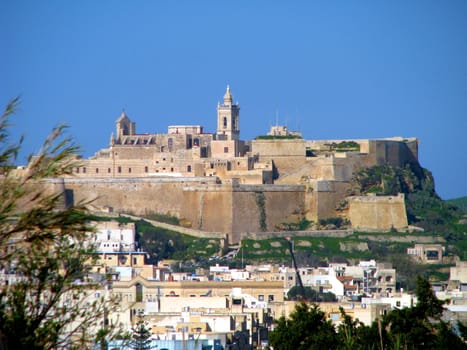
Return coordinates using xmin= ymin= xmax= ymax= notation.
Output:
xmin=115 ymin=111 xmax=135 ymax=143
xmin=217 ymin=85 xmax=240 ymax=140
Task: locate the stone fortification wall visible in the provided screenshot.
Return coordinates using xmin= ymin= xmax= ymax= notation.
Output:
xmin=252 ymin=139 xmax=306 ymax=157
xmin=361 ymin=139 xmax=419 ymax=168
xmin=63 ymin=177 xmax=309 ymax=243
xmin=305 ymin=138 xmax=418 ymax=169
xmin=181 ymin=182 xmax=234 ymax=237
xmin=303 ymin=180 xmax=350 ymax=221
xmin=63 ymin=177 xmax=219 ymax=217
xmin=276 ymin=154 xmax=365 ymax=184
xmin=231 ymin=185 xmax=305 ymax=243
xmin=182 ymin=182 xmax=306 ymax=243
xmin=348 ymin=193 xmax=408 ymax=230
xmin=251 ymin=139 xmax=307 ymax=174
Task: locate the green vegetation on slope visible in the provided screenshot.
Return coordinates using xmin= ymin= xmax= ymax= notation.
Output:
xmin=447 ymin=196 xmax=467 ymax=214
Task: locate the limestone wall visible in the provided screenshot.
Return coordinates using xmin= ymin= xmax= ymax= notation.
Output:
xmin=252 ymin=139 xmax=307 ymax=174
xmin=62 ymin=177 xmax=308 ymax=243
xmin=63 ymin=177 xmax=217 ymax=217
xmin=231 ymin=185 xmax=305 ymax=243
xmin=361 ymin=139 xmax=419 ymax=168
xmin=348 ymin=193 xmax=408 ymax=230
xmin=182 ymin=183 xmax=306 ymax=243
xmin=181 ymin=183 xmax=234 ymax=235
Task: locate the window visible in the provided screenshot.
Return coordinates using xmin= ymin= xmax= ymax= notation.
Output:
xmin=96 ymin=168 xmax=99 ymax=173
xmin=168 ymin=138 xmax=173 ymax=151
xmin=118 ymin=166 xmax=122 ymax=173
xmin=76 ymin=167 xmax=80 ymax=173
xmin=258 ymin=295 xmax=264 ymax=301
xmin=268 ymin=295 xmax=274 ymax=302
xmin=187 ymin=165 xmax=192 ymax=172
xmin=128 ymin=168 xmax=131 ymax=173
xmin=224 ymin=147 xmax=229 ymax=153
xmin=108 ymin=168 xmax=111 ymax=173
xmin=170 ymin=168 xmax=174 ymax=172
xmin=223 ymin=117 xmax=227 ymax=128
xmin=144 ymin=166 xmax=148 ymax=173
xmin=136 ymin=283 xmax=143 ymax=302
xmin=83 ymin=167 xmax=86 ymax=173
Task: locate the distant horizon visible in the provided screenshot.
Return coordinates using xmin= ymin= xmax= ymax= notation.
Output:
xmin=2 ymin=1 xmax=466 ymax=200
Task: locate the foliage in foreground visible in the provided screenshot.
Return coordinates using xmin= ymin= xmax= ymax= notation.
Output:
xmin=287 ymin=286 xmax=337 ymax=302
xmin=0 ymin=98 xmax=114 ymax=349
xmin=269 ymin=277 xmax=467 ymax=350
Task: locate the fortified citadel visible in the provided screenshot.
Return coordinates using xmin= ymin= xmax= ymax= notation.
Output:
xmin=61 ymin=87 xmax=419 ymax=243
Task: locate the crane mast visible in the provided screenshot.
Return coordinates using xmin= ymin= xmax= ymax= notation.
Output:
xmin=285 ymin=237 xmax=306 ymax=300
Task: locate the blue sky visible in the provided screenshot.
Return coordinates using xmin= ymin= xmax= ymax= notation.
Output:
xmin=1 ymin=1 xmax=466 ymax=199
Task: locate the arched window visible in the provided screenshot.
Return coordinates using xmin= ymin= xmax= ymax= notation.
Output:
xmin=223 ymin=117 xmax=227 ymax=128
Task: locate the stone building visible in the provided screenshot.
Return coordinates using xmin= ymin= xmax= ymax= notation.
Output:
xmin=75 ymin=86 xmax=254 ymax=181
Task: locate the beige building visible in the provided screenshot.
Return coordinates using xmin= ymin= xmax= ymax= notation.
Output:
xmin=450 ymin=261 xmax=467 ymax=283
